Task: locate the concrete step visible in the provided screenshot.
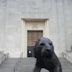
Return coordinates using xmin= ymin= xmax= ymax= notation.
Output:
xmin=0 ymin=58 xmax=18 ymax=72
xmin=15 ymin=57 xmax=72 ymax=72
xmin=0 ymin=57 xmax=72 ymax=72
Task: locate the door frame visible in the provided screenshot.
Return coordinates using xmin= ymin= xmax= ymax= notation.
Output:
xmin=27 ymin=30 xmax=43 ymax=57
xmin=21 ymin=18 xmax=49 ymax=57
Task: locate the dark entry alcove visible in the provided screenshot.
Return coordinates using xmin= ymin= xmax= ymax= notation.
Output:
xmin=27 ymin=30 xmax=43 ymax=57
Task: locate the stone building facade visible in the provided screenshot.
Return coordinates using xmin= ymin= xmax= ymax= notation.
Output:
xmin=0 ymin=0 xmax=72 ymax=58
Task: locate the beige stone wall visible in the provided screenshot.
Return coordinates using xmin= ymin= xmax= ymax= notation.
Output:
xmin=0 ymin=0 xmax=72 ymax=57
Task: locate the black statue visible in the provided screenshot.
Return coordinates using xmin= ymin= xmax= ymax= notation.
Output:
xmin=33 ymin=37 xmax=62 ymax=72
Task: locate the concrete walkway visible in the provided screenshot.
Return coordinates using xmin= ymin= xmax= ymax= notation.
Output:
xmin=0 ymin=57 xmax=72 ymax=72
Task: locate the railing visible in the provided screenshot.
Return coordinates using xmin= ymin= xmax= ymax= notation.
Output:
xmin=13 ymin=52 xmax=23 ymax=72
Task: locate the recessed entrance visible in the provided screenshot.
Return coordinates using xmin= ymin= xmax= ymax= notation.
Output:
xmin=27 ymin=30 xmax=43 ymax=57
xmin=21 ymin=18 xmax=49 ymax=57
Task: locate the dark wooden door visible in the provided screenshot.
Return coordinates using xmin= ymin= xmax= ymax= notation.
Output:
xmin=27 ymin=30 xmax=43 ymax=57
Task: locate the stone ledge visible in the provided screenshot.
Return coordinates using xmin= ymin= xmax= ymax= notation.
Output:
xmin=63 ymin=52 xmax=72 ymax=63
xmin=0 ymin=51 xmax=8 ymax=65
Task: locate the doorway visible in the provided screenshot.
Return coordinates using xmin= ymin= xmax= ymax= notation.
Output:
xmin=27 ymin=30 xmax=43 ymax=57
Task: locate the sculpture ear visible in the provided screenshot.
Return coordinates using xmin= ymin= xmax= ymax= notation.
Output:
xmin=52 ymin=42 xmax=54 ymax=51
xmin=49 ymin=40 xmax=54 ymax=52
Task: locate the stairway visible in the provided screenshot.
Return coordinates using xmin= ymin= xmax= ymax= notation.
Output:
xmin=15 ymin=57 xmax=72 ymax=72
xmin=0 ymin=57 xmax=72 ymax=72
xmin=60 ymin=58 xmax=72 ymax=72
xmin=0 ymin=58 xmax=18 ymax=72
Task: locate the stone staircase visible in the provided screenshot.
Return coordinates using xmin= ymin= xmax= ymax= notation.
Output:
xmin=0 ymin=58 xmax=18 ymax=72
xmin=15 ymin=57 xmax=72 ymax=72
xmin=60 ymin=58 xmax=72 ymax=72
xmin=0 ymin=57 xmax=72 ymax=72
